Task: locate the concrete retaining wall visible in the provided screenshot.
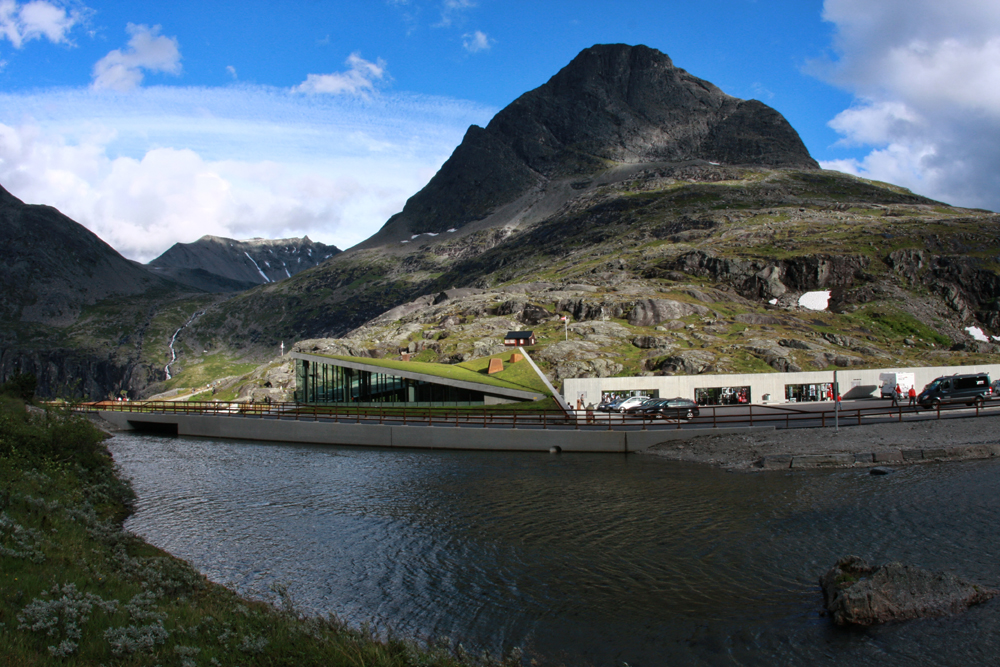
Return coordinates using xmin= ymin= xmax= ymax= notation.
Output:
xmin=99 ymin=411 xmax=763 ymax=454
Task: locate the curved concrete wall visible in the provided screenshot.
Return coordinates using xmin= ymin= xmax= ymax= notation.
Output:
xmin=99 ymin=410 xmax=761 ymax=454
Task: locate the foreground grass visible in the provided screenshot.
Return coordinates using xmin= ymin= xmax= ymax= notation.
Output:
xmin=0 ymin=398 xmax=519 ymax=666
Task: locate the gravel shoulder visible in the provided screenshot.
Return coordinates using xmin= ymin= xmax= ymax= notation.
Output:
xmin=644 ymin=414 xmax=1000 ymax=470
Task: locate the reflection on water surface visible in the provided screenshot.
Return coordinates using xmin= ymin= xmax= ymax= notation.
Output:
xmin=109 ymin=433 xmax=1000 ymax=666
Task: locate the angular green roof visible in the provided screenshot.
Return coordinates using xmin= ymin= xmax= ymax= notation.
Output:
xmin=292 ymin=351 xmax=550 ymax=398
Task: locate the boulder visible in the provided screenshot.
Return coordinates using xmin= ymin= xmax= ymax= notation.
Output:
xmin=556 ymin=298 xmax=628 ymax=322
xmin=650 ymin=349 xmax=715 ymax=375
xmin=820 ymin=556 xmax=998 ymax=626
xmin=778 ymin=338 xmax=814 ymax=350
xmin=631 ymin=335 xmax=674 ymax=349
xmin=550 ymin=359 xmax=623 ymax=381
xmin=627 ymin=299 xmax=709 ymax=326
xmin=735 ymin=313 xmax=783 ymax=326
xmin=569 ymin=321 xmax=632 ymax=339
xmin=472 ymin=340 xmax=506 ymax=358
xmin=746 ymin=341 xmax=802 ymax=373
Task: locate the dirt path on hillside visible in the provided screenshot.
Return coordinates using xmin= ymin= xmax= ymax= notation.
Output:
xmin=643 ymin=413 xmax=1000 ymax=470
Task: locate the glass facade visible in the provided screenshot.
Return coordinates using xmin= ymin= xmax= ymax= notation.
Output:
xmin=294 ymin=358 xmax=487 ymax=405
xmin=695 ymin=386 xmax=751 ymax=405
xmin=785 ymin=383 xmax=835 ymax=402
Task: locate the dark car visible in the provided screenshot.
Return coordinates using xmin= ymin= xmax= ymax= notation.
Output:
xmin=597 ymin=397 xmax=628 ymax=412
xmin=917 ymin=373 xmax=991 ymax=409
xmin=624 ymin=398 xmax=668 ymax=414
xmin=651 ymin=397 xmax=700 ymax=420
xmin=614 ymin=396 xmax=655 ymax=413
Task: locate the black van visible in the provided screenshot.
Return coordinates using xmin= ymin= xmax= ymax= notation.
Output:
xmin=917 ymin=373 xmax=991 ymax=409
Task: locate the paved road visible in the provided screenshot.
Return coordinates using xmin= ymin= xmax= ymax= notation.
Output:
xmin=565 ymin=397 xmax=999 ymax=431
xmin=240 ymin=397 xmax=997 ymax=432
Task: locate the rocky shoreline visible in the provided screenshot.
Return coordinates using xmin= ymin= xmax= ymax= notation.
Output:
xmin=644 ymin=414 xmax=1000 ymax=471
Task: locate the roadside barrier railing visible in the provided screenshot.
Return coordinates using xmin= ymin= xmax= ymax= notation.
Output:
xmin=71 ymin=397 xmax=1000 ymax=431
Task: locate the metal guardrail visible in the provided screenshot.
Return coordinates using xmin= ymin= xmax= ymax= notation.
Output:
xmin=73 ymin=398 xmax=1000 ymax=431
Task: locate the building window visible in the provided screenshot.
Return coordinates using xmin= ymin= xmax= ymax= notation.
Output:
xmin=785 ymin=383 xmax=834 ymax=402
xmin=295 ymin=358 xmax=487 ymax=405
xmin=695 ymin=386 xmax=751 ymax=405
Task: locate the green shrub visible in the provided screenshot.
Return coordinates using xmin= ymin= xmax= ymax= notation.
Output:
xmin=0 ymin=373 xmax=36 ymax=402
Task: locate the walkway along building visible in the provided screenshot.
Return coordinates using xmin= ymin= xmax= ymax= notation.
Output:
xmin=563 ymin=363 xmax=1000 ymax=407
xmin=292 ymin=351 xmax=546 ymax=406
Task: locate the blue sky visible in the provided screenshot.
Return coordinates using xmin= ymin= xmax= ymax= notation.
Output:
xmin=0 ymin=0 xmax=996 ymax=261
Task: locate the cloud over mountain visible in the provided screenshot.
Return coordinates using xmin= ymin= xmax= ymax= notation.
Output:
xmin=0 ymin=86 xmax=495 ymax=261
xmin=816 ymin=0 xmax=1000 ymax=211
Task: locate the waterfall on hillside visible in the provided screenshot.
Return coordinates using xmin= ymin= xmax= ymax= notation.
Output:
xmin=165 ymin=311 xmax=204 ymax=380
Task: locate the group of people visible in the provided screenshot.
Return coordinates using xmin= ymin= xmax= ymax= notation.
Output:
xmin=890 ymin=384 xmax=918 ymax=406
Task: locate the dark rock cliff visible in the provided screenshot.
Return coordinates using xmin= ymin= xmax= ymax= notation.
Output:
xmin=0 ymin=347 xmax=155 ymax=400
xmin=656 ymin=251 xmax=872 ymax=300
xmin=383 ymin=43 xmax=818 ymax=236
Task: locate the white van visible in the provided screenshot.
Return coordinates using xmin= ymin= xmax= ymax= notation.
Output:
xmin=879 ymin=372 xmax=915 ymax=399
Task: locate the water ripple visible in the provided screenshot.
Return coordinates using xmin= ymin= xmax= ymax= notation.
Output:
xmin=110 ymin=434 xmax=1000 ymax=666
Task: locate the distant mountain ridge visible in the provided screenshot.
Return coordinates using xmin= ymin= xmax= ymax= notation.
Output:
xmin=369 ymin=43 xmax=818 ymax=241
xmin=147 ymin=235 xmax=341 ymax=292
xmin=0 ymin=184 xmax=173 ymax=328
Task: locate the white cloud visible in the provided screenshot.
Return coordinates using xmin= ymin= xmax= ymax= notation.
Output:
xmin=437 ymin=0 xmax=474 ymax=27
xmin=91 ymin=23 xmax=181 ymax=92
xmin=462 ymin=30 xmax=492 ymax=53
xmin=0 ymin=0 xmax=82 ymax=48
xmin=226 ymin=65 xmax=236 ymax=79
xmin=816 ymin=0 xmax=1000 ymax=211
xmin=293 ymin=52 xmax=387 ymax=96
xmin=0 ymin=85 xmax=495 ymax=261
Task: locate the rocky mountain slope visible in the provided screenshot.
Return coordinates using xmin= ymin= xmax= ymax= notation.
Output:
xmin=147 ymin=235 xmax=341 ymax=292
xmin=0 ymin=185 xmax=225 ymax=399
xmin=4 ymin=43 xmax=1000 ymax=400
xmin=175 ymin=44 xmax=1000 ymax=390
xmin=359 ymin=43 xmax=817 ymax=247
xmin=0 ymin=185 xmax=175 ymax=329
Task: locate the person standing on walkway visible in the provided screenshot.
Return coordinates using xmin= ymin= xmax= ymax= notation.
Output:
xmin=892 ymin=384 xmax=901 ymax=405
xmin=908 ymin=386 xmax=917 ymax=407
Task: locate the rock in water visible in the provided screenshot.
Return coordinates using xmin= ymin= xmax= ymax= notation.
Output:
xmin=820 ymin=555 xmax=998 ymax=626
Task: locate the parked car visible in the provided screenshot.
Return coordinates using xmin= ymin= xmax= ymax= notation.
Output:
xmin=597 ymin=397 xmax=628 ymax=412
xmin=651 ymin=397 xmax=700 ymax=420
xmin=614 ymin=396 xmax=654 ymax=413
xmin=917 ymin=373 xmax=991 ymax=409
xmin=624 ymin=398 xmax=668 ymax=415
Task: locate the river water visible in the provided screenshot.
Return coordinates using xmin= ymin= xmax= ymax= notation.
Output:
xmin=108 ymin=433 xmax=1000 ymax=666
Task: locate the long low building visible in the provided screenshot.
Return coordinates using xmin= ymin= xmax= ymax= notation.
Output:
xmin=563 ymin=363 xmax=1000 ymax=407
xmin=292 ymin=351 xmax=547 ymax=406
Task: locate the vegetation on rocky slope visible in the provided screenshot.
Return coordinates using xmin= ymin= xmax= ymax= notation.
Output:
xmin=175 ymin=166 xmax=999 ymax=401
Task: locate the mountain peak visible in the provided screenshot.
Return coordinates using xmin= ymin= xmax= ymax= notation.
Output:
xmin=371 ymin=43 xmax=818 ymax=241
xmin=147 ymin=234 xmax=341 ymax=292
